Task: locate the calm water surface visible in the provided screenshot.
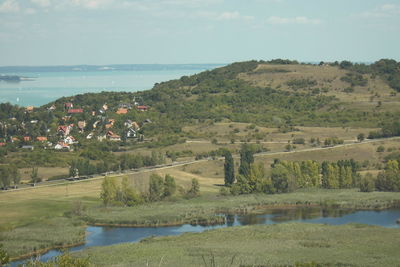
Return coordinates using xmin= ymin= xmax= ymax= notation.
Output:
xmin=0 ymin=64 xmax=220 ymax=106
xmin=11 ymin=207 xmax=400 ymax=266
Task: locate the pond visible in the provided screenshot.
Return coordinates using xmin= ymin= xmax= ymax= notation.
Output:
xmin=11 ymin=207 xmax=400 ymax=266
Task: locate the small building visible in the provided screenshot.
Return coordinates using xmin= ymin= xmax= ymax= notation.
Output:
xmin=64 ymin=136 xmax=77 ymax=145
xmin=57 ymin=125 xmax=71 ymax=137
xmin=124 ymin=120 xmax=140 ymax=130
xmin=116 ymin=108 xmax=128 ymax=115
xmin=36 ymin=136 xmax=48 ymax=142
xmin=86 ymin=132 xmax=94 ymax=139
xmin=93 ymin=120 xmax=100 ymax=129
xmin=55 ymin=142 xmax=70 ymax=151
xmin=77 ymin=121 xmax=86 ymax=131
xmin=30 ymin=120 xmax=38 ymax=124
xmin=22 ymin=145 xmax=34 ymax=150
xmin=64 ymin=103 xmax=73 ymax=109
xmin=48 ymin=105 xmax=56 ymax=111
xmin=23 ymin=136 xmax=31 ymax=142
xmin=26 ymin=106 xmax=34 ymax=113
xmin=0 ymin=142 xmax=6 ymax=147
xmin=106 ymin=131 xmax=121 ymax=141
xmin=119 ymin=103 xmax=132 ymax=109
xmin=68 ymin=109 xmax=84 ymax=114
xmin=102 ymin=104 xmax=108 ymax=111
xmin=136 ymin=105 xmax=148 ymax=112
xmin=12 ymin=137 xmax=19 ymax=142
xmin=126 ymin=128 xmax=137 ymax=138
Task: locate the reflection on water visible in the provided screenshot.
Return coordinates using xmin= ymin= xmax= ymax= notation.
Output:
xmin=11 ymin=208 xmax=400 ymax=266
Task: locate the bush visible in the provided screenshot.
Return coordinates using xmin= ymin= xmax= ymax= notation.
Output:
xmin=359 ymin=173 xmax=375 ymax=192
xmin=187 ymin=178 xmax=200 ymax=197
xmin=377 ymin=146 xmax=385 ymax=152
xmin=293 ymin=138 xmax=305 ymax=145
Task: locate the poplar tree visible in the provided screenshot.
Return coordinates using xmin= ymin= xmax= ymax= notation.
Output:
xmin=224 ymin=150 xmax=235 ymax=186
xmin=239 ymin=144 xmax=254 ymax=177
xmin=100 ymin=176 xmax=118 ymax=206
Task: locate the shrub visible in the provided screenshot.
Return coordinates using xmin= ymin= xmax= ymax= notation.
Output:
xmin=377 ymin=146 xmax=385 ymax=152
xmin=359 ymin=173 xmax=375 ymax=192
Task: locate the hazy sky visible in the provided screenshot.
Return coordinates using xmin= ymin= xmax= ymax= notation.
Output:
xmin=0 ymin=0 xmax=399 ymax=66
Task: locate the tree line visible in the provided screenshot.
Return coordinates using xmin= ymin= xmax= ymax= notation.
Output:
xmin=69 ymin=151 xmax=165 ymax=177
xmin=223 ymin=144 xmax=360 ymax=195
xmin=100 ymin=174 xmax=200 ymax=206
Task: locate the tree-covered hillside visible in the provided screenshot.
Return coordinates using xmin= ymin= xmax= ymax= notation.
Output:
xmin=0 ymin=59 xmax=400 ymax=148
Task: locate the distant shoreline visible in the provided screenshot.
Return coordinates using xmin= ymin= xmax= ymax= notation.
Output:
xmin=0 ymin=63 xmax=224 ymax=73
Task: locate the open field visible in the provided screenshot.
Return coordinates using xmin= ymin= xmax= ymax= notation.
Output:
xmin=77 ymin=223 xmax=400 ymax=267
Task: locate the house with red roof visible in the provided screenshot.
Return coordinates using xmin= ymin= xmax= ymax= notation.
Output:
xmin=36 ymin=137 xmax=48 ymax=142
xmin=106 ymin=131 xmax=121 ymax=141
xmin=68 ymin=109 xmax=84 ymax=114
xmin=116 ymin=108 xmax=128 ymax=115
xmin=136 ymin=105 xmax=148 ymax=112
xmin=64 ymin=103 xmax=73 ymax=109
xmin=57 ymin=125 xmax=71 ymax=136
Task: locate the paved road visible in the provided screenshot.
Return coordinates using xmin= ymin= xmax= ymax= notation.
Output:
xmin=3 ymin=136 xmax=399 ymax=193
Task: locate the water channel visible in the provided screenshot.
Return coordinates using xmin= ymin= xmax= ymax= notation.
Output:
xmin=11 ymin=207 xmax=400 ymax=266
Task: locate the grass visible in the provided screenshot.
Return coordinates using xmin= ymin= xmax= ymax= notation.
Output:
xmin=0 ymin=217 xmax=85 ymax=259
xmin=82 ymin=189 xmax=400 ymax=227
xmin=76 ymin=223 xmax=400 ymax=267
xmin=1 ymin=186 xmax=400 ymax=260
xmin=2 ymin=137 xmax=400 ymax=260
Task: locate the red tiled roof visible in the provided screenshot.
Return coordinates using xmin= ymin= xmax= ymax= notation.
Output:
xmin=116 ymin=108 xmax=128 ymax=114
xmin=36 ymin=137 xmax=48 ymax=141
xmin=136 ymin=105 xmax=148 ymax=110
xmin=68 ymin=109 xmax=83 ymax=114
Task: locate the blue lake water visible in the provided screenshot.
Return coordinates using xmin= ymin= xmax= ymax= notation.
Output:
xmin=0 ymin=64 xmax=221 ymax=107
xmin=11 ymin=208 xmax=400 ymax=266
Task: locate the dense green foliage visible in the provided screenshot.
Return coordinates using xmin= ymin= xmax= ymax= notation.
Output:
xmin=223 ymin=150 xmax=235 ymax=186
xmin=100 ymin=174 xmax=181 ymax=207
xmin=375 ymin=160 xmax=400 ymax=192
xmin=339 ymin=59 xmax=400 ymax=91
xmin=230 ymin=149 xmax=360 ymax=195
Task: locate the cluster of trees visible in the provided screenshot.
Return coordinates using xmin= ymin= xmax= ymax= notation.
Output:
xmin=340 ymin=72 xmax=368 ymax=87
xmin=359 ymin=160 xmax=400 ymax=193
xmin=324 ymin=137 xmax=344 ymax=146
xmin=223 ymin=144 xmax=360 ymax=195
xmin=339 ymin=59 xmax=400 ymax=92
xmin=69 ymin=151 xmax=165 ymax=177
xmin=100 ymin=174 xmax=200 ymax=206
xmin=286 ymin=79 xmax=317 ymax=90
xmin=0 ymin=164 xmax=20 ymax=189
xmin=375 ymin=160 xmax=400 ymax=192
xmin=368 ymin=121 xmax=400 ymax=139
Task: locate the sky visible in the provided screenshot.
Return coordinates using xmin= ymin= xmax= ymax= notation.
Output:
xmin=0 ymin=0 xmax=399 ymax=66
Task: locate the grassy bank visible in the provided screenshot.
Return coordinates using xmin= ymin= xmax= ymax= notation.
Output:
xmin=77 ymin=223 xmax=400 ymax=267
xmin=82 ymin=189 xmax=400 ymax=226
xmin=0 ymin=217 xmax=85 ymax=260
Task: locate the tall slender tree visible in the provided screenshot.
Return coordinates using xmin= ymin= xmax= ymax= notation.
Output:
xmin=224 ymin=150 xmax=235 ymax=186
xmin=239 ymin=144 xmax=254 ymax=177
